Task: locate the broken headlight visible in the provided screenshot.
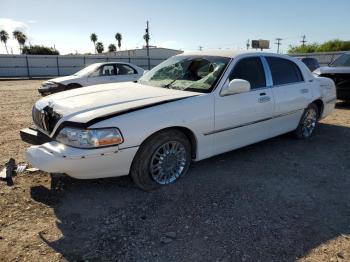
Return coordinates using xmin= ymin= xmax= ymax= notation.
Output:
xmin=55 ymin=127 xmax=124 ymax=148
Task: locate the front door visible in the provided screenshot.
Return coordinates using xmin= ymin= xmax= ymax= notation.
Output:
xmin=212 ymin=56 xmax=275 ymax=155
xmin=87 ymin=64 xmax=116 ymax=85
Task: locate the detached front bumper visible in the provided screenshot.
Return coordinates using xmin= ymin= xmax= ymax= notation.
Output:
xmin=38 ymin=83 xmax=66 ymax=96
xmin=21 ymin=128 xmax=138 ymax=179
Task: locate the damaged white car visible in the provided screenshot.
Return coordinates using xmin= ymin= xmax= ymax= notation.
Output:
xmin=38 ymin=62 xmax=144 ymax=96
xmin=21 ymin=51 xmax=336 ymax=190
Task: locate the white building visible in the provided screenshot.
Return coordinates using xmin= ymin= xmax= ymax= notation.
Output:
xmin=109 ymin=47 xmax=183 ymax=59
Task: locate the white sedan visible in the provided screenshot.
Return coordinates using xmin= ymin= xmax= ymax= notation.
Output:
xmin=38 ymin=62 xmax=144 ymax=96
xmin=21 ymin=50 xmax=336 ymax=190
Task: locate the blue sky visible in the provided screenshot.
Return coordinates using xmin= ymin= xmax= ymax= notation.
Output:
xmin=1 ymin=0 xmax=349 ymax=54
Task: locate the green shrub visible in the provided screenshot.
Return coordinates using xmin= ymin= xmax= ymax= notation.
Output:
xmin=22 ymin=45 xmax=59 ymax=55
xmin=288 ymin=39 xmax=350 ymax=54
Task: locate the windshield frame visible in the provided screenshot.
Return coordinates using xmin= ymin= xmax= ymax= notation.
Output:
xmin=139 ymin=55 xmax=231 ymax=93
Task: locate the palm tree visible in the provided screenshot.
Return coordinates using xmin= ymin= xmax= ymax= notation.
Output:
xmin=115 ymin=33 xmax=122 ymax=50
xmin=108 ymin=44 xmax=116 ymax=52
xmin=96 ymin=42 xmax=104 ymax=54
xmin=0 ymin=30 xmax=9 ymax=54
xmin=90 ymin=33 xmax=98 ymax=53
xmin=13 ymin=31 xmax=27 ymax=53
xmin=18 ymin=34 xmax=27 ymax=49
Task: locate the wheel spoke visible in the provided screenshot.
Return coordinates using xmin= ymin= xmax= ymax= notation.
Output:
xmin=149 ymin=141 xmax=187 ymax=185
xmin=301 ymin=107 xmax=317 ymax=137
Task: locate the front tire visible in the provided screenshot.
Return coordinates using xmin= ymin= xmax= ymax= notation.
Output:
xmin=294 ymin=103 xmax=319 ymax=139
xmin=130 ymin=129 xmax=191 ymax=191
xmin=66 ymin=83 xmax=82 ymax=90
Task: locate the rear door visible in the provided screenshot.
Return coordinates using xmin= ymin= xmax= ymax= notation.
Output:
xmin=212 ymin=56 xmax=275 ymax=155
xmin=264 ymin=56 xmax=312 ymax=134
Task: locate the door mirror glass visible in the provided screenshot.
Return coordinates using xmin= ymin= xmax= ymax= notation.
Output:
xmin=221 ymin=79 xmax=251 ymax=96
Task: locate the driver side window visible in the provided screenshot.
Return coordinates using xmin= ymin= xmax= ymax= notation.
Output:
xmin=90 ymin=64 xmax=116 ymax=77
xmin=229 ymin=57 xmax=266 ymax=89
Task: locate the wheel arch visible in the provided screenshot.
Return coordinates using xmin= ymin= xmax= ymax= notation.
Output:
xmin=67 ymin=83 xmax=83 ymax=88
xmin=311 ymin=99 xmax=324 ymax=119
xmin=137 ymin=126 xmax=198 ymax=159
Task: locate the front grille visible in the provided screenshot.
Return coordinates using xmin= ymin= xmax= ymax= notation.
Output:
xmin=32 ymin=106 xmax=62 ymax=133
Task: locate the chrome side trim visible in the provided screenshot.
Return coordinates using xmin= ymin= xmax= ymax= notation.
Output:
xmin=204 ymin=108 xmax=304 ymax=136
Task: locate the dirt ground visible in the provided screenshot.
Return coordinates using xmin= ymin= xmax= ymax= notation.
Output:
xmin=0 ymin=80 xmax=349 ymax=262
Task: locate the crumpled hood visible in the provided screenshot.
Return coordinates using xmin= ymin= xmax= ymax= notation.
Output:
xmin=35 ymin=82 xmax=199 ymax=125
xmin=314 ymin=66 xmax=350 ymax=75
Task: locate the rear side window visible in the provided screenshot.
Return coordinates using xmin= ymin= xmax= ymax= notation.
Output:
xmin=229 ymin=57 xmax=266 ymax=89
xmin=266 ymin=57 xmax=303 ymax=85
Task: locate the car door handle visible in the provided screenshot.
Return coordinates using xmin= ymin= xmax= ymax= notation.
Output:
xmin=260 ymin=92 xmax=266 ymax=96
xmin=300 ymin=88 xmax=309 ymax=94
xmin=258 ymin=96 xmax=271 ymax=103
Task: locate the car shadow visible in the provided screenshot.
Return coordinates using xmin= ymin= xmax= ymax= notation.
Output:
xmin=336 ymin=100 xmax=350 ymax=109
xmin=30 ymin=123 xmax=350 ymax=261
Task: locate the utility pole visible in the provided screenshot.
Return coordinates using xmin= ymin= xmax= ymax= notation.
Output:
xmin=145 ymin=21 xmax=150 ymax=70
xmin=198 ymin=45 xmax=203 ymax=51
xmin=301 ymin=35 xmax=307 ymax=47
xmin=275 ymin=38 xmax=282 ymax=54
xmin=246 ymin=39 xmax=250 ymax=50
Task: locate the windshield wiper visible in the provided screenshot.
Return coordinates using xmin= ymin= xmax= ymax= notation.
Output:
xmin=162 ymin=74 xmax=184 ymax=89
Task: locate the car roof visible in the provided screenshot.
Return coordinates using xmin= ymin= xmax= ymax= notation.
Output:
xmin=91 ymin=62 xmax=135 ymax=66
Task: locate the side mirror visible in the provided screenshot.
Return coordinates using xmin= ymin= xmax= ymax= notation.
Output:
xmin=221 ymin=79 xmax=251 ymax=96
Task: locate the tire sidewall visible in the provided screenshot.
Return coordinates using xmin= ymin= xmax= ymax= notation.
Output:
xmin=295 ymin=103 xmax=319 ymax=139
xmin=131 ymin=130 xmax=192 ymax=190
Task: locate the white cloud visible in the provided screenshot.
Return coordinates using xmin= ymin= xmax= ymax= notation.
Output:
xmin=0 ymin=18 xmax=28 ymax=32
xmin=0 ymin=18 xmax=29 ymax=54
xmin=28 ymin=20 xmax=37 ymax=24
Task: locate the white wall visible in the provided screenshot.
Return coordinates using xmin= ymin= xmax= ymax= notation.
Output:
xmin=0 ymin=51 xmax=181 ymax=77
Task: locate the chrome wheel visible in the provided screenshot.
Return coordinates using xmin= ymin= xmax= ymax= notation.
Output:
xmin=302 ymin=107 xmax=317 ymax=137
xmin=149 ymin=141 xmax=187 ymax=185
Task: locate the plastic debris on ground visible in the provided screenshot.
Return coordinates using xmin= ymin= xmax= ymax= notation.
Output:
xmin=0 ymin=158 xmax=39 ymax=186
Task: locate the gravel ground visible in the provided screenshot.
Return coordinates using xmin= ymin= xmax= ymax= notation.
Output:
xmin=0 ymin=80 xmax=349 ymax=262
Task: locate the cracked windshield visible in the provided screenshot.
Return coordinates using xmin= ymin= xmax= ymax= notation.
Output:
xmin=139 ymin=56 xmax=230 ymax=93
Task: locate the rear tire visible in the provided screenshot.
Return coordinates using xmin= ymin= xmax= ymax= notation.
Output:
xmin=66 ymin=83 xmax=82 ymax=90
xmin=294 ymin=103 xmax=319 ymax=139
xmin=130 ymin=129 xmax=191 ymax=191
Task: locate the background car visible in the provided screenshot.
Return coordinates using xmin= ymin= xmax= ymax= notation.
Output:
xmin=314 ymin=52 xmax=350 ymax=100
xmin=38 ymin=62 xmax=145 ymax=96
xmin=298 ymin=57 xmax=320 ymax=72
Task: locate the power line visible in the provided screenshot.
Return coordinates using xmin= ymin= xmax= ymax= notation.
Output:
xmin=275 ymin=38 xmax=282 ymax=54
xmin=301 ymin=35 xmax=307 ymax=46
